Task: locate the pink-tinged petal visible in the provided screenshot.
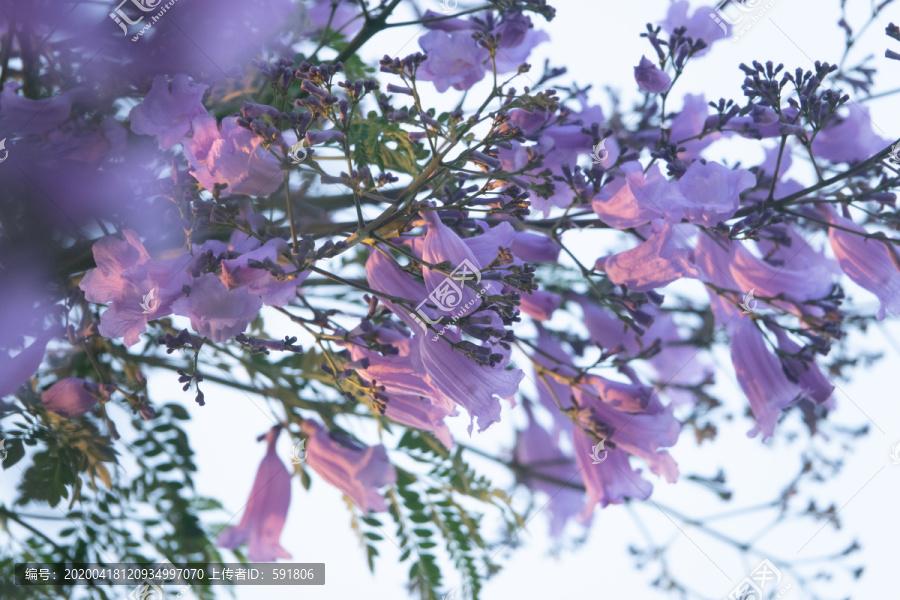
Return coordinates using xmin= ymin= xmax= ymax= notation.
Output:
xmin=574 ymin=387 xmax=681 ymax=482
xmin=365 ymin=246 xmax=432 ymax=332
xmin=675 ymin=161 xmax=756 ymax=227
xmin=574 ymin=431 xmax=652 ymax=519
xmin=730 ymin=319 xmax=802 ymax=440
xmin=79 ymin=230 xmax=150 ymax=303
xmin=828 ymin=212 xmax=900 ymax=320
xmin=301 ymin=421 xmax=396 ymax=513
xmin=129 ymin=74 xmax=209 ymax=149
xmin=41 ymin=379 xmax=99 ymax=417
xmin=519 ymin=289 xmax=562 ymax=321
xmin=591 ymin=162 xmax=670 ymax=229
xmin=171 ymin=273 xmax=261 ymax=343
xmin=184 ymin=116 xmax=282 ymax=197
xmin=597 ymin=220 xmax=694 ymax=292
xmin=217 ymin=426 xmax=292 ymax=561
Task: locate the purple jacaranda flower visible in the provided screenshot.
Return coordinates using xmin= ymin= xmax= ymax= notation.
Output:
xmin=643 ymin=312 xmax=714 ymax=407
xmin=576 ymin=298 xmax=641 ymax=356
xmin=348 ymin=327 xmax=457 ymax=448
xmin=511 ymin=231 xmax=560 ymax=263
xmin=634 ymin=56 xmax=672 ymax=94
xmin=301 ymin=420 xmax=396 ymax=513
xmin=668 ymin=93 xmax=719 ymax=159
xmin=417 ymin=30 xmax=489 ymax=92
xmin=591 ymin=162 xmax=677 ymax=229
xmin=771 ymin=326 xmax=833 ymax=404
xmin=41 ymin=379 xmax=107 ymax=418
xmin=217 ymin=426 xmax=292 ymax=561
xmin=415 ymin=332 xmax=523 ymax=433
xmin=80 ymin=230 xmax=190 ymax=347
xmin=574 ymin=431 xmax=652 ymax=518
xmin=513 ymin=409 xmax=584 ymax=536
xmin=171 ymin=273 xmax=262 ymax=343
xmin=220 ymin=238 xmax=309 ymax=307
xmin=129 ymin=74 xmax=209 ymax=149
xmin=183 ymin=115 xmax=282 ymax=197
xmin=505 ymin=108 xmax=550 ymax=137
xmin=574 ymin=379 xmax=681 ymax=482
xmin=660 ymin=1 xmax=730 ymax=52
xmin=730 ymin=319 xmax=802 ymax=439
xmin=531 ymin=327 xmax=580 ymax=433
xmin=492 ymin=12 xmax=550 ymax=73
xmin=463 ymin=221 xmax=516 ymax=266
xmin=421 ymin=9 xmax=476 ymax=32
xmin=305 ymin=0 xmax=364 ymax=38
xmin=519 ymin=290 xmax=562 ymax=321
xmin=596 ymin=220 xmax=695 ymax=292
xmin=305 ymin=130 xmax=345 ymax=145
xmin=674 ymin=160 xmax=756 ymax=226
xmin=827 ymin=209 xmax=900 ymax=319
xmin=811 ymin=106 xmax=891 ymax=164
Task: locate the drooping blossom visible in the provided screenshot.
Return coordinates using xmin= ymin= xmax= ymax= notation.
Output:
xmin=634 ymin=56 xmax=671 ymax=94
xmin=669 ymin=94 xmax=719 ymax=158
xmin=510 ymin=231 xmax=560 ymax=263
xmin=183 ymin=115 xmax=283 ymax=197
xmin=826 ymin=209 xmax=900 ymax=319
xmin=170 ymin=273 xmax=262 ymax=343
xmin=347 ymin=326 xmax=457 ymax=448
xmin=492 ymin=11 xmax=550 ymax=72
xmin=730 ymin=319 xmax=802 ymax=439
xmin=41 ymin=379 xmax=109 ymax=418
xmin=129 ymin=74 xmax=209 ymax=149
xmin=513 ymin=408 xmax=584 ymax=536
xmin=217 ymin=426 xmax=292 ymax=561
xmin=301 ymin=420 xmax=396 ymax=512
xmin=811 ymin=106 xmax=891 ymax=164
xmin=574 ymin=433 xmax=653 ymax=518
xmin=771 ymin=326 xmax=833 ymax=405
